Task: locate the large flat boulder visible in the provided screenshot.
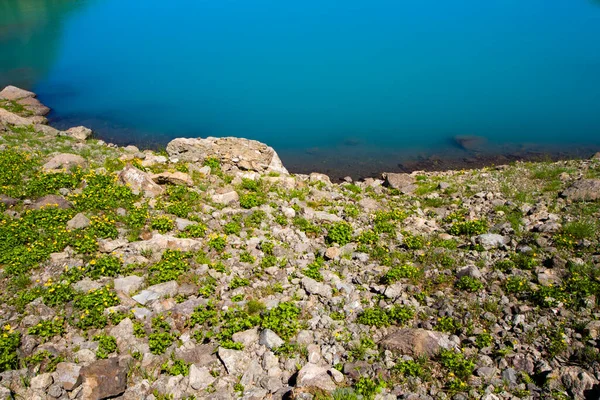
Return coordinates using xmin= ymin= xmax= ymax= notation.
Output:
xmin=562 ymin=179 xmax=600 ymax=201
xmin=379 ymin=328 xmax=455 ymax=358
xmin=0 ymin=85 xmax=35 ymax=100
xmin=118 ymin=165 xmax=164 ymax=198
xmin=166 ymin=137 xmax=288 ymax=175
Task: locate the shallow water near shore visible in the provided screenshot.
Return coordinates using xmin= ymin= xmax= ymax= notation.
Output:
xmin=1 ymin=0 xmax=600 ymax=177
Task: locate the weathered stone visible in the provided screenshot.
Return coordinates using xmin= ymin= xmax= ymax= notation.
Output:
xmin=218 ymin=347 xmax=251 ymax=375
xmin=66 ymin=213 xmax=90 ymax=230
xmin=379 ymin=328 xmax=454 ymax=358
xmin=562 ymin=179 xmax=600 ymax=201
xmin=475 ymin=233 xmax=509 ymax=249
xmin=65 ymin=126 xmax=92 ymax=141
xmin=31 ymin=195 xmax=72 ymax=210
xmin=232 ymin=327 xmax=260 ymax=347
xmin=585 ymin=320 xmax=600 ymax=340
xmin=118 ymin=165 xmax=164 ymax=198
xmin=0 ymin=85 xmax=35 ymax=100
xmin=109 ymin=319 xmax=137 ymax=353
xmin=175 ymin=344 xmax=218 ymax=367
xmin=166 ymin=137 xmax=288 ymax=174
xmin=35 ymin=124 xmax=61 ymax=137
xmin=296 ymin=363 xmax=337 ymax=392
xmin=130 ymin=233 xmax=203 ymax=254
xmin=301 ymin=277 xmax=332 ymax=298
xmin=98 ymin=238 xmax=128 ymax=253
xmin=456 ymin=265 xmax=483 ymax=280
xmin=189 ymin=365 xmax=215 ymax=390
xmin=309 ymin=173 xmax=331 ymax=185
xmin=17 ymin=96 xmax=50 ymax=116
xmin=0 ymin=195 xmax=19 ymax=207
xmin=30 ymin=373 xmax=53 ymax=391
xmin=324 ymin=247 xmax=340 ymax=260
xmin=53 ymin=362 xmax=82 ymax=390
xmin=43 ymin=153 xmax=86 ymax=172
xmin=259 ymin=329 xmax=285 ymax=350
xmin=0 ymin=108 xmax=35 ymax=126
xmin=114 ymin=275 xmax=144 ymax=294
xmin=151 ymin=171 xmax=194 ymax=186
xmin=559 ymin=366 xmax=598 ymax=399
xmin=80 ymin=358 xmax=128 ymax=400
xmin=382 ymin=173 xmax=416 ymax=194
xmin=212 ymin=191 xmax=239 ymax=205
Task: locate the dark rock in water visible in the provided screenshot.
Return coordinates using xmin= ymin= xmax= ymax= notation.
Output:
xmin=343 ymin=138 xmax=360 ymax=146
xmin=454 ymin=135 xmax=487 ymax=151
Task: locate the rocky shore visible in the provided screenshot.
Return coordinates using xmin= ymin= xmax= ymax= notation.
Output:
xmin=0 ymin=85 xmax=599 ymax=400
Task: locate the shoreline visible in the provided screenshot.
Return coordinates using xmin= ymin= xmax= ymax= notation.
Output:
xmin=45 ymin=109 xmax=600 ymax=182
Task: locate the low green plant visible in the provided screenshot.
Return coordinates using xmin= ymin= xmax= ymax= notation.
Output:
xmin=229 ymin=276 xmax=250 ymax=290
xmin=88 ymin=255 xmax=122 ymax=279
xmin=455 ymin=276 xmax=484 ymax=292
xmin=151 ymin=216 xmax=174 ymax=233
xmin=28 ymin=317 xmax=65 ymax=339
xmin=0 ymin=328 xmax=20 ymax=372
xmin=148 ymin=250 xmax=190 ymax=285
xmin=208 ymin=234 xmax=227 ymax=253
xmin=303 ymin=257 xmax=324 ymax=281
xmin=439 ymin=349 xmax=475 ymax=380
xmin=177 ymin=223 xmax=207 ymax=238
xmin=161 ymin=358 xmax=190 ymax=376
xmin=261 ymin=301 xmax=301 ymax=340
xmin=326 ymin=222 xmax=353 ymax=245
xmin=448 ymin=219 xmax=488 ymax=236
xmin=93 ymin=334 xmax=117 ymax=359
xmin=381 ymin=264 xmax=423 ymax=284
xmin=435 ymin=316 xmax=461 ymax=334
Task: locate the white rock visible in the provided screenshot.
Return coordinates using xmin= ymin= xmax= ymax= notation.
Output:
xmin=259 ymin=329 xmax=284 ymax=350
xmin=189 ymin=365 xmax=215 ymax=390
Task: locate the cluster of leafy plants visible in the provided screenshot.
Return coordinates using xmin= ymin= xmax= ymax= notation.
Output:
xmin=326 ymin=222 xmax=354 ymax=245
xmin=93 ymin=334 xmax=118 ymax=359
xmin=148 ymin=250 xmax=190 ymax=285
xmin=381 ymin=264 xmax=423 ymax=284
xmin=356 ymin=305 xmax=415 ymax=327
xmin=149 ymin=316 xmax=175 ymax=355
xmin=303 ymin=257 xmax=325 ymax=281
xmin=448 ymin=219 xmax=488 ymax=236
xmin=73 ymin=286 xmax=120 ymax=330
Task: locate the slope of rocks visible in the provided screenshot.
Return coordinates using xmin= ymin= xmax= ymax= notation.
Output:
xmin=0 ymin=87 xmax=599 ymax=400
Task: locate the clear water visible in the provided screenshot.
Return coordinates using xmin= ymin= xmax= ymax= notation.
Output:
xmin=2 ymin=0 xmax=600 ymax=176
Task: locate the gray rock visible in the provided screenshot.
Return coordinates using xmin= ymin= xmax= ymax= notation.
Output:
xmin=456 ymin=265 xmax=483 ymax=280
xmin=0 ymin=85 xmax=35 ymax=100
xmin=72 ymin=278 xmax=103 ymax=293
xmin=66 ymin=213 xmax=90 ymax=230
xmin=118 ymin=165 xmax=164 ymax=198
xmin=379 ymin=328 xmax=455 ymax=358
xmin=53 ymin=362 xmax=82 ymax=391
xmin=232 ymin=327 xmax=260 ymax=347
xmin=296 ymin=363 xmax=337 ymax=392
xmin=259 ymin=329 xmax=285 ymax=350
xmin=114 ymin=275 xmax=145 ymax=294
xmin=132 ymin=290 xmax=160 ymax=305
xmin=218 ymin=347 xmax=251 ymax=375
xmin=166 ymin=137 xmax=288 ymax=174
xmin=176 ymin=344 xmax=218 ymax=367
xmin=0 ymin=107 xmax=36 ymax=126
xmin=324 ymin=247 xmax=340 ymax=260
xmin=560 ymin=366 xmax=598 ymax=399
xmin=151 ymin=171 xmax=193 ymax=186
xmin=212 ymin=191 xmax=239 ymax=205
xmin=31 ymin=195 xmax=72 ymax=210
xmin=189 ymin=365 xmax=215 ymax=390
xmin=301 ymin=277 xmax=332 ymax=298
xmin=30 ymin=373 xmax=53 ymax=391
xmin=475 ymin=233 xmax=509 ymax=249
xmin=47 ymin=384 xmax=63 ymax=398
xmin=382 ymin=173 xmax=416 ymax=194
xmin=502 ymin=368 xmax=518 ymax=387
xmin=562 ymin=179 xmax=600 ymax=201
xmin=585 ymin=320 xmax=600 ymax=339
xmin=65 ymin=126 xmax=92 ymax=141
xmin=43 ymin=153 xmax=86 ymax=172
xmin=109 ymin=319 xmax=137 ymax=353
xmin=476 ymin=367 xmax=497 ymax=378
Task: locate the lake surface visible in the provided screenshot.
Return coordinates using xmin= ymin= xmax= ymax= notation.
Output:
xmin=2 ymin=0 xmax=600 ymax=177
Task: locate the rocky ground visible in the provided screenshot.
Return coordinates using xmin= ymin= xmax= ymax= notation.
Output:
xmin=0 ymin=85 xmax=599 ymax=400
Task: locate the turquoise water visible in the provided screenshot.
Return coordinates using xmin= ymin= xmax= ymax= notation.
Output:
xmin=1 ymin=0 xmax=600 ymax=176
